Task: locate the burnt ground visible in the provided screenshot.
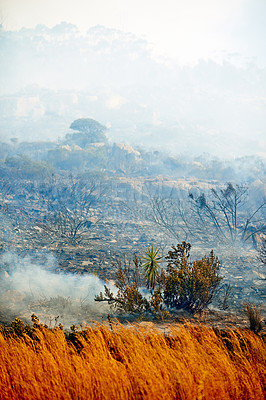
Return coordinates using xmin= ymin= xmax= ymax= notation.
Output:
xmin=0 ymin=207 xmax=265 ymax=330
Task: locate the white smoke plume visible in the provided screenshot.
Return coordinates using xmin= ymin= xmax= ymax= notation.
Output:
xmin=0 ymin=252 xmax=111 ymax=329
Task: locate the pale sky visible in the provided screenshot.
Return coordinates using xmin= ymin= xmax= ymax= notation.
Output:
xmin=1 ymin=0 xmax=266 ymax=64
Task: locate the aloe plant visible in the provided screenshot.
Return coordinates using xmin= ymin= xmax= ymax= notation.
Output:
xmin=142 ymin=245 xmax=162 ymax=291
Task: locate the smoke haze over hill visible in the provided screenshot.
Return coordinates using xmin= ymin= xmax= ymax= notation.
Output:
xmin=0 ymin=23 xmax=265 ymax=157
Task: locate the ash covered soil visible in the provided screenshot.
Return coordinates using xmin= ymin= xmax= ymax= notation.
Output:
xmin=0 ymin=176 xmax=265 ymax=330
xmin=0 ymin=232 xmax=265 ymax=330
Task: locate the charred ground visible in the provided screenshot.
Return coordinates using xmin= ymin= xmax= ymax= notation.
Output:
xmin=0 ymin=122 xmax=265 ymax=328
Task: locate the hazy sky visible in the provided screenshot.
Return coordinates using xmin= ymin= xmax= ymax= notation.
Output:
xmin=1 ymin=0 xmax=266 ymax=65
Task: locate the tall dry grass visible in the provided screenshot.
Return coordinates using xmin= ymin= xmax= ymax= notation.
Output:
xmin=0 ymin=322 xmax=265 ymax=400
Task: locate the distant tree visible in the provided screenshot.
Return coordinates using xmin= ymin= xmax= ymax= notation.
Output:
xmin=3 ymin=155 xmax=53 ymax=179
xmin=70 ymin=118 xmax=106 ymax=134
xmin=66 ymin=118 xmax=107 ymax=147
xmin=10 ymin=138 xmax=18 ymax=145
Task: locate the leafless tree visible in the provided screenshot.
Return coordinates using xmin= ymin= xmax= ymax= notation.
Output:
xmin=189 ymin=183 xmax=266 ymax=246
xmin=144 ymin=182 xmax=266 ymax=247
xmin=259 ymin=237 xmax=266 ymax=266
xmin=32 ymin=176 xmax=107 ymax=247
xmin=146 ymin=195 xmax=191 ymax=242
xmin=0 ymin=178 xmax=24 ymax=247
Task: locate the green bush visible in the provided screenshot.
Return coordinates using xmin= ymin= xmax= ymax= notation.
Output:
xmin=163 ymin=242 xmax=223 ymax=313
xmin=95 ymin=256 xmax=149 ymax=314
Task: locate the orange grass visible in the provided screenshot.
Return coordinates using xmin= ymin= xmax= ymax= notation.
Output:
xmin=0 ymin=322 xmax=265 ymax=400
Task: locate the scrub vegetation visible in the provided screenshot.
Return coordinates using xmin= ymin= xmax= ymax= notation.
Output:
xmin=95 ymin=242 xmax=223 ymax=316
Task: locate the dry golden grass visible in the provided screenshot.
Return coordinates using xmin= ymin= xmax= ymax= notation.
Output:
xmin=0 ymin=322 xmax=265 ymax=400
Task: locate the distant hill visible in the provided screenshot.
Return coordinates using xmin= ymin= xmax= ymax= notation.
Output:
xmin=0 ymin=23 xmax=265 ymax=157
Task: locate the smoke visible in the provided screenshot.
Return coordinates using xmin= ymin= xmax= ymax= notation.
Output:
xmin=0 ymin=252 xmax=111 ymax=329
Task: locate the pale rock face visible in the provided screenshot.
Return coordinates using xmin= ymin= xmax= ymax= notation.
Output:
xmin=114 ymin=143 xmax=140 ymax=157
xmin=109 ymin=143 xmax=141 ymax=171
xmin=60 ymin=145 xmax=71 ymax=151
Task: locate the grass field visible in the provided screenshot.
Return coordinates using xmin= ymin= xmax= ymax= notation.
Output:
xmin=0 ymin=321 xmax=265 ymax=399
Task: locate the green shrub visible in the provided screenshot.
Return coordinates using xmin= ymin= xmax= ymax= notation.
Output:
xmin=95 ymin=256 xmax=149 ymax=314
xmin=163 ymin=242 xmax=223 ymax=313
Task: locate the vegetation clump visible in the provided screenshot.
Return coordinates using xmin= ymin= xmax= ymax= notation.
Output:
xmin=164 ymin=242 xmax=223 ymax=313
xmin=95 ymin=255 xmax=150 ymax=314
xmin=95 ymin=242 xmax=223 ymax=317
